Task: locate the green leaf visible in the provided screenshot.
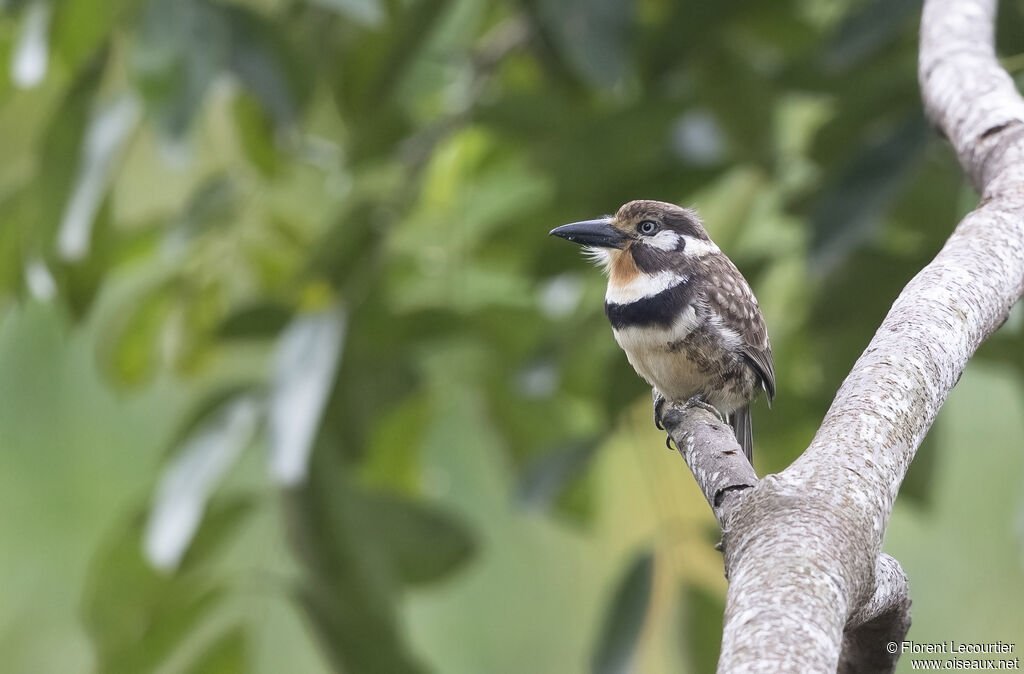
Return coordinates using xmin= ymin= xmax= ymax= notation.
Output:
xmin=976 ymin=328 xmax=1024 ymax=376
xmin=144 ymin=397 xmax=261 ymax=571
xmin=0 ymin=198 xmax=24 ymax=299
xmin=10 ymin=1 xmax=51 ymax=89
xmin=182 ymin=628 xmax=248 ymax=674
xmin=682 ymin=584 xmax=725 ymax=673
xmin=82 ymin=498 xmax=253 ymax=673
xmin=534 ymin=0 xmax=634 ymax=87
xmin=809 ymin=246 xmax=930 ymax=398
xmin=591 ymin=550 xmax=654 ymax=674
xmin=899 ymin=417 xmax=941 ymax=509
xmin=825 ymin=0 xmax=921 ymax=71
xmin=26 ymin=45 xmax=107 ymax=253
xmin=303 ymin=202 xmax=381 ymax=293
xmin=179 ymin=496 xmax=258 ymax=571
xmin=328 ymin=294 xmax=422 ymax=462
xmin=44 ymin=185 xmax=159 ymax=321
xmin=390 ymin=131 xmax=555 ymax=261
xmin=94 ymin=279 xmax=174 ymax=388
xmin=308 ymin=0 xmax=384 ymax=27
xmin=285 ymin=448 xmax=429 ymax=674
xmin=55 ymin=93 xmax=141 ymax=262
xmin=810 ymin=114 xmax=928 ymax=273
xmin=329 ymin=0 xmax=450 ymax=158
xmin=516 ymin=437 xmax=600 ymax=511
xmin=51 ymin=201 xmax=115 ymax=319
xmin=268 ymin=306 xmax=347 ymax=485
xmin=361 ymin=395 xmax=431 ymax=494
xmin=297 ymin=584 xmax=426 ymax=674
xmin=168 ymin=175 xmax=238 ymax=245
xmin=232 ymin=91 xmax=281 ymax=176
xmin=217 ymin=301 xmax=293 ymax=340
xmin=225 ymin=5 xmax=302 ymax=128
xmin=131 ymin=0 xmax=230 ymax=138
xmin=133 ymin=0 xmax=304 ymax=139
xmin=159 ymin=384 xmax=264 ymax=461
xmin=354 ymin=490 xmax=478 ymax=586
xmin=50 ymin=0 xmax=141 ymax=74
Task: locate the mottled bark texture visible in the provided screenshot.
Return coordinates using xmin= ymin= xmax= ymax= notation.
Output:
xmin=661 ymin=0 xmax=1024 ymax=670
xmin=660 ymin=403 xmax=757 ymax=524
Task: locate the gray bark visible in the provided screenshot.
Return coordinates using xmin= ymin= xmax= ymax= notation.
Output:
xmin=660 ymin=0 xmax=1024 ymax=670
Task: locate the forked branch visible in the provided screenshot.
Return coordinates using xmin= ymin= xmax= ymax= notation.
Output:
xmin=661 ymin=0 xmax=1024 ymax=670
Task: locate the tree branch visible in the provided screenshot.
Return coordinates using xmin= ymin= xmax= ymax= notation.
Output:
xmin=660 ymin=403 xmax=756 ymax=527
xmin=663 ymin=406 xmax=916 ymax=671
xmin=839 ymin=554 xmax=912 ymax=674
xmin=661 ymin=0 xmax=1024 ymax=670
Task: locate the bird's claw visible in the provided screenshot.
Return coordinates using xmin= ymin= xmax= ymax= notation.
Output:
xmin=653 ymin=391 xmax=666 ymax=431
xmin=653 ymin=391 xmax=677 ymax=450
xmin=684 ymin=395 xmax=725 ymax=422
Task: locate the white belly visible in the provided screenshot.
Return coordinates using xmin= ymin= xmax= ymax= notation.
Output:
xmin=612 ymin=305 xmax=702 ymax=400
xmin=611 ymin=304 xmax=746 ymax=413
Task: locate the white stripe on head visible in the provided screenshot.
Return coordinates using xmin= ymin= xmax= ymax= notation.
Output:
xmin=606 ymin=269 xmax=689 ymax=304
xmin=646 ymin=230 xmax=680 ymax=251
xmin=681 ymin=235 xmax=720 ymax=258
xmin=640 ymin=231 xmax=721 ymax=257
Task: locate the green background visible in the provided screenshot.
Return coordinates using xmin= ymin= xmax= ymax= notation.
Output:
xmin=0 ymin=0 xmax=1021 ymax=671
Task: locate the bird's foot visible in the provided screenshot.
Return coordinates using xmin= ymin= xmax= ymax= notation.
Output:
xmin=684 ymin=395 xmax=725 ymax=422
xmin=652 ymin=391 xmax=678 ymax=451
xmin=652 ymin=390 xmax=666 ymax=431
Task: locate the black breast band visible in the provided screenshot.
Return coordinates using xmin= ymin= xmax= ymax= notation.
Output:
xmin=605 ymin=280 xmax=694 ymax=329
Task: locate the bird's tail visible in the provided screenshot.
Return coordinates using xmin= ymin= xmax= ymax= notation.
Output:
xmin=728 ymin=405 xmax=754 ymax=464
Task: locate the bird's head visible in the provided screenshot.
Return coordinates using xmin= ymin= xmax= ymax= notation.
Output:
xmin=550 ymin=200 xmax=718 ymax=276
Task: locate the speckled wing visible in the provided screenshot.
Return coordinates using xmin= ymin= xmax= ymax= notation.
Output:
xmin=711 ymin=257 xmax=776 ymax=401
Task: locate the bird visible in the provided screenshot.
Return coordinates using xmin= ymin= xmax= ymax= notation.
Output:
xmin=549 ymin=199 xmax=774 ymax=463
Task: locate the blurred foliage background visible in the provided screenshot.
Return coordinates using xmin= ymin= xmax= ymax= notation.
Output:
xmin=0 ymin=0 xmax=1022 ymax=672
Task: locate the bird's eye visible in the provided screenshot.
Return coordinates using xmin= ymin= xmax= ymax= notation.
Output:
xmin=637 ymin=220 xmax=659 ymax=235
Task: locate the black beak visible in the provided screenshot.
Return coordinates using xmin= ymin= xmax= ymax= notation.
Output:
xmin=549 ymin=218 xmax=628 ymax=249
